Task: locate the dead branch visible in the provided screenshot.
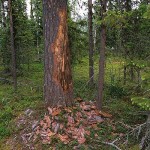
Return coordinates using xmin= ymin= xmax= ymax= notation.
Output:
xmin=0 ymin=77 xmax=13 ymax=83
xmin=102 ymin=141 xmax=122 ymax=150
xmin=117 ymin=121 xmax=133 ymax=130
xmin=91 ymin=137 xmax=122 ymax=150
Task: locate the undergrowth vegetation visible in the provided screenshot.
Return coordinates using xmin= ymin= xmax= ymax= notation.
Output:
xmin=0 ymin=56 xmax=149 ymax=149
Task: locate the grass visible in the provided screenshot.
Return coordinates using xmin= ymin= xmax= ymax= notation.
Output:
xmin=0 ymin=55 xmax=149 ymax=149
xmin=0 ymin=62 xmax=44 ymax=140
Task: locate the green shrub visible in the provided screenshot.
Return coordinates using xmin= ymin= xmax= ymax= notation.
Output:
xmin=131 ymin=97 xmax=150 ymax=110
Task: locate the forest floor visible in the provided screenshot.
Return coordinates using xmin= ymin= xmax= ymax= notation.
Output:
xmin=0 ymin=56 xmax=149 ymax=150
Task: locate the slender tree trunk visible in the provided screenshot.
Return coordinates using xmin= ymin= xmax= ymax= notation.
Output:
xmin=130 ymin=66 xmax=134 ymax=81
xmin=30 ymin=0 xmax=34 ymax=19
xmin=0 ymin=2 xmax=1 ymax=26
xmin=88 ymin=0 xmax=94 ymax=85
xmin=97 ymin=0 xmax=107 ymax=110
xmin=37 ymin=30 xmax=39 ymax=60
xmin=124 ymin=65 xmax=127 ymax=85
xmin=1 ymin=0 xmax=6 ymax=28
xmin=123 ymin=0 xmax=132 ymax=85
xmin=125 ymin=0 xmax=132 ymax=11
xmin=137 ymin=69 xmax=141 ymax=85
xmin=108 ymin=0 xmax=113 ymax=10
xmin=8 ymin=0 xmax=17 ymax=91
xmin=43 ymin=0 xmax=73 ymax=107
xmin=1 ymin=0 xmax=7 ymax=70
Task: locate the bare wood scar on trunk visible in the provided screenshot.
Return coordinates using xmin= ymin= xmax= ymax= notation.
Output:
xmin=51 ymin=8 xmax=73 ymax=92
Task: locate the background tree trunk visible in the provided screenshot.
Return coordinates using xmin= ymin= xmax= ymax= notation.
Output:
xmin=1 ymin=0 xmax=6 ymax=28
xmin=124 ymin=65 xmax=127 ymax=85
xmin=123 ymin=0 xmax=132 ymax=85
xmin=30 ymin=0 xmax=34 ymax=19
xmin=97 ymin=0 xmax=107 ymax=110
xmin=43 ymin=0 xmax=73 ymax=107
xmin=8 ymin=0 xmax=17 ymax=91
xmin=88 ymin=0 xmax=94 ymax=85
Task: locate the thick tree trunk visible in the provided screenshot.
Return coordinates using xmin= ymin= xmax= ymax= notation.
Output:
xmin=97 ymin=0 xmax=107 ymax=110
xmin=88 ymin=0 xmax=94 ymax=85
xmin=43 ymin=0 xmax=73 ymax=107
xmin=8 ymin=0 xmax=17 ymax=91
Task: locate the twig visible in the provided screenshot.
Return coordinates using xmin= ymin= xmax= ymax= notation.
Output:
xmin=137 ymin=111 xmax=150 ymax=115
xmin=117 ymin=121 xmax=133 ymax=130
xmin=80 ymin=74 xmax=95 ymax=91
xmin=130 ymin=122 xmax=147 ymax=134
xmin=143 ymin=89 xmax=150 ymax=94
xmin=91 ymin=137 xmax=122 ymax=150
xmin=112 ymin=137 xmax=121 ymax=144
xmin=0 ymin=77 xmax=13 ymax=83
xmin=74 ymin=74 xmax=96 ymax=95
xmin=101 ymin=122 xmax=147 ymax=150
xmin=101 ymin=141 xmax=122 ymax=150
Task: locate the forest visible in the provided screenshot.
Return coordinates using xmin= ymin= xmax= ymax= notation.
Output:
xmin=0 ymin=0 xmax=150 ymax=149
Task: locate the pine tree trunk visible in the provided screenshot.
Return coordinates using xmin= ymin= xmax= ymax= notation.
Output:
xmin=124 ymin=65 xmax=127 ymax=85
xmin=123 ymin=0 xmax=132 ymax=85
xmin=43 ymin=0 xmax=73 ymax=107
xmin=1 ymin=0 xmax=6 ymax=27
xmin=137 ymin=69 xmax=141 ymax=85
xmin=130 ymin=66 xmax=134 ymax=81
xmin=30 ymin=0 xmax=34 ymax=19
xmin=97 ymin=0 xmax=107 ymax=110
xmin=8 ymin=0 xmax=17 ymax=91
xmin=88 ymin=0 xmax=94 ymax=85
xmin=125 ymin=0 xmax=132 ymax=11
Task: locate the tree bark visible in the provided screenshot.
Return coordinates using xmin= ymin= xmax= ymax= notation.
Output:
xmin=1 ymin=0 xmax=6 ymax=28
xmin=130 ymin=66 xmax=134 ymax=81
xmin=43 ymin=0 xmax=73 ymax=107
xmin=137 ymin=68 xmax=141 ymax=85
xmin=88 ymin=0 xmax=94 ymax=85
xmin=125 ymin=0 xmax=132 ymax=11
xmin=123 ymin=0 xmax=132 ymax=85
xmin=123 ymin=65 xmax=127 ymax=85
xmin=8 ymin=0 xmax=17 ymax=91
xmin=97 ymin=0 xmax=107 ymax=110
xmin=30 ymin=0 xmax=34 ymax=19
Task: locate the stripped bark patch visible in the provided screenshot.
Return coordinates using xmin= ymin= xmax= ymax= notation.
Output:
xmin=51 ymin=8 xmax=72 ymax=93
